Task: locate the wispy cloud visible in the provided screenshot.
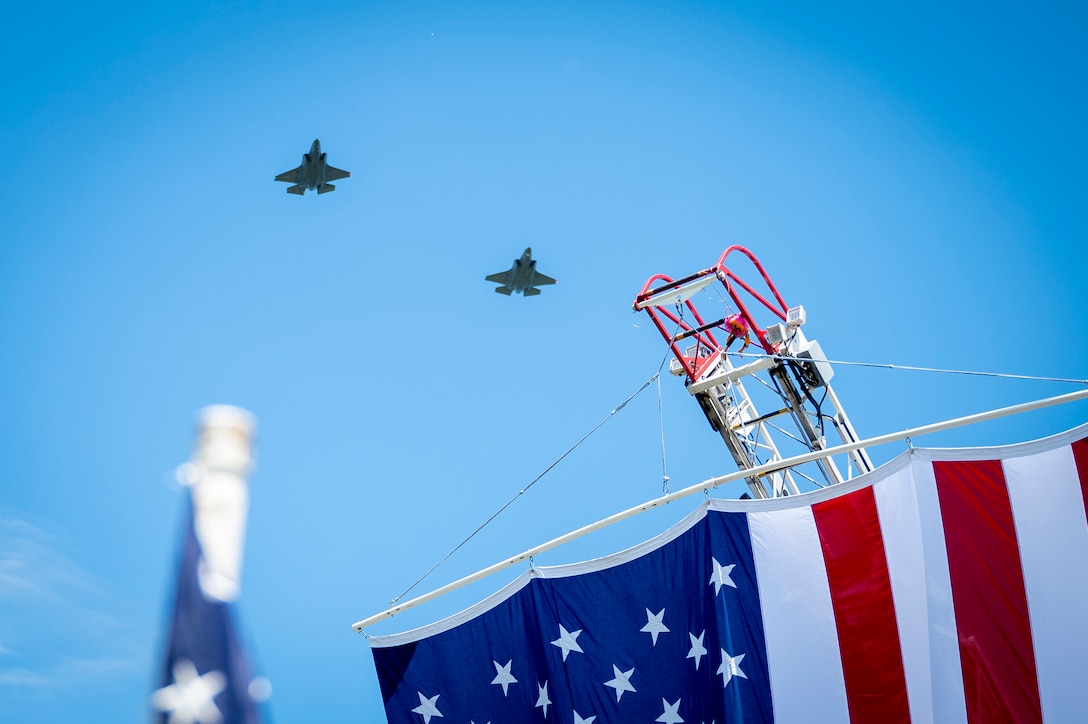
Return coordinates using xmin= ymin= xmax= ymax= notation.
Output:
xmin=62 ymin=655 xmax=142 ymax=677
xmin=0 ymin=668 xmax=53 ymax=688
xmin=0 ymin=517 xmax=95 ymax=602
xmin=0 ymin=655 xmax=143 ymax=690
xmin=0 ymin=513 xmax=146 ymax=693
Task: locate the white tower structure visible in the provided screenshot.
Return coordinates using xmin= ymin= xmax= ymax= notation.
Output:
xmin=634 ymin=246 xmax=873 ymax=499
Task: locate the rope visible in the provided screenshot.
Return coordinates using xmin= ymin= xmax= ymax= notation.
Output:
xmin=735 ymin=353 xmax=1088 ymax=386
xmin=390 ymin=371 xmax=663 ymax=606
xmin=652 ymin=319 xmax=684 ymax=496
xmin=657 ymin=374 xmax=669 ymax=494
xmin=630 ymin=310 xmax=652 ymax=329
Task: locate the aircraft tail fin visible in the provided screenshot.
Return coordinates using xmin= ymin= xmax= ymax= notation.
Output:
xmin=494 ymin=286 xmax=513 ymax=296
xmin=524 ymin=287 xmax=542 ymax=297
xmin=318 ymin=183 xmax=336 ymax=194
xmin=286 ymin=185 xmax=305 ymax=195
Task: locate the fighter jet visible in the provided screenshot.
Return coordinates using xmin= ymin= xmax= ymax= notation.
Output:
xmin=485 ymin=247 xmax=557 ymax=296
xmin=275 ymin=139 xmax=350 ymax=195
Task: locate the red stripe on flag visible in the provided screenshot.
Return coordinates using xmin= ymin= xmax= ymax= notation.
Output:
xmin=1071 ymin=438 xmax=1088 ymax=528
xmin=934 ymin=460 xmax=1042 ymax=724
xmin=813 ymin=486 xmax=910 ymax=724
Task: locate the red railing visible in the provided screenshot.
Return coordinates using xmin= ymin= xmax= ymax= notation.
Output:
xmin=633 ymin=246 xmax=791 ymax=384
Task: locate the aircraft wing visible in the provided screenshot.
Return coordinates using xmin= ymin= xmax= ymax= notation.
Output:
xmin=275 ymin=166 xmax=301 ymax=183
xmin=533 ymin=271 xmax=558 ymax=286
xmin=325 ymin=165 xmax=351 ymax=182
xmin=485 ymin=271 xmax=511 ymax=284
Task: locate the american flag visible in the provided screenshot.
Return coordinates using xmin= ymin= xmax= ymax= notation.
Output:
xmin=371 ymin=425 xmax=1088 ymax=723
xmin=152 ymin=501 xmax=263 ymax=724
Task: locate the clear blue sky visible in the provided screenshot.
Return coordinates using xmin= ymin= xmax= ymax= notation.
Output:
xmin=2 ymin=1 xmax=1087 ymax=721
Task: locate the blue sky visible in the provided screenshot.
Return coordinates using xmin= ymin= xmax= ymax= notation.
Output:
xmin=2 ymin=1 xmax=1087 ymax=721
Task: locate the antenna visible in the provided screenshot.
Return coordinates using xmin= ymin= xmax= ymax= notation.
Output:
xmin=634 ymin=246 xmax=873 ymax=498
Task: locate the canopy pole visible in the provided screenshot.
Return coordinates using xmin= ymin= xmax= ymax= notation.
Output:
xmin=353 ymin=387 xmax=1088 ymax=633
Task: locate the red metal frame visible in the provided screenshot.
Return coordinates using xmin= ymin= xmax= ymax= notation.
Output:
xmin=633 ymin=246 xmax=791 ymax=384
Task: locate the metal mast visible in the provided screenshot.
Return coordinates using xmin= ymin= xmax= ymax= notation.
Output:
xmin=634 ymin=245 xmax=873 ymax=499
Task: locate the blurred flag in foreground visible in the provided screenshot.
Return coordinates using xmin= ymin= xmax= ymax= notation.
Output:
xmin=152 ymin=405 xmax=265 ymax=724
xmin=372 ymin=424 xmax=1088 ymax=723
xmin=152 ymin=503 xmax=262 ymax=724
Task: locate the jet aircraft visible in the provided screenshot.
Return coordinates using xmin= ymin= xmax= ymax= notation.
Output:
xmin=275 ymin=139 xmax=350 ymax=195
xmin=485 ymin=247 xmax=557 ymax=296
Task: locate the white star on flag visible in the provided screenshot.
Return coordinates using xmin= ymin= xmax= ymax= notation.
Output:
xmin=717 ymin=650 xmax=747 ymax=688
xmin=604 ymin=664 xmax=636 ymax=702
xmin=490 ymin=659 xmax=517 ymax=696
xmin=551 ymin=624 xmax=584 ymax=661
xmin=709 ymin=557 xmax=737 ymax=595
xmin=151 ymin=658 xmax=226 ymax=724
xmin=641 ymin=607 xmax=669 ymax=645
xmin=535 ymin=681 xmax=552 ymax=717
xmin=687 ymin=631 xmax=708 ymax=670
xmin=657 ymin=697 xmax=684 ymax=724
xmin=411 ymin=692 xmax=443 ymax=723
xmin=573 ymin=711 xmax=597 ymax=724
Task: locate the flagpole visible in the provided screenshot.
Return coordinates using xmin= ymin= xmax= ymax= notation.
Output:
xmin=188 ymin=404 xmax=257 ymax=603
xmin=353 ymin=387 xmax=1088 ymax=633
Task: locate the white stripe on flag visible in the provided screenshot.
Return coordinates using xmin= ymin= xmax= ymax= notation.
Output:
xmin=1005 ymin=445 xmax=1088 ymax=722
xmin=749 ymin=507 xmax=848 ymax=723
xmin=874 ymin=464 xmax=933 ymax=723
xmin=909 ymin=459 xmax=968 ymax=724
